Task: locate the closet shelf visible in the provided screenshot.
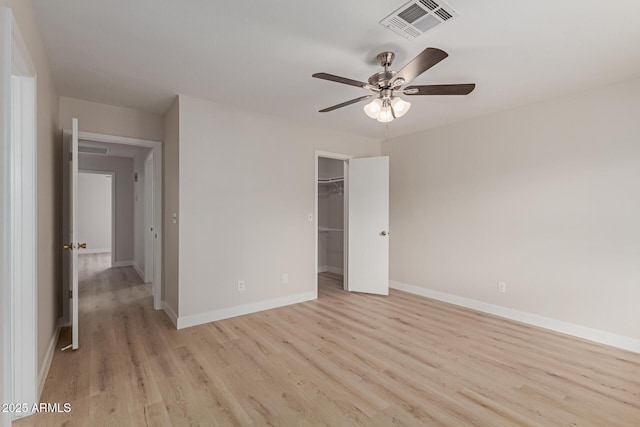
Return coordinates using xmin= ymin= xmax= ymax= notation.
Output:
xmin=318 ymin=227 xmax=344 ymax=233
xmin=318 ymin=176 xmax=344 ymax=184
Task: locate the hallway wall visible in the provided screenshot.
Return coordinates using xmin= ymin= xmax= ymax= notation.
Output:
xmin=133 ymin=149 xmax=152 ymax=278
xmin=0 ymin=0 xmax=61 ymax=405
xmin=78 ymin=173 xmax=112 ymax=253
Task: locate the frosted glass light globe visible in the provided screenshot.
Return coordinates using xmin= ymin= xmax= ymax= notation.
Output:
xmin=391 ymin=97 xmax=411 ymax=117
xmin=364 ymin=99 xmax=383 ymax=119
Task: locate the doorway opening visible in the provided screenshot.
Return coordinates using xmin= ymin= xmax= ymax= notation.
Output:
xmin=62 ymin=128 xmax=163 ymax=352
xmin=315 ymin=151 xmax=352 ymax=298
xmin=318 ymin=157 xmax=346 ymax=296
xmin=77 ymin=171 xmax=114 ymax=258
xmin=315 ymin=151 xmax=391 ymax=299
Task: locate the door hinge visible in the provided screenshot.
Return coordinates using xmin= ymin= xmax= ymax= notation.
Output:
xmin=69 ymin=289 xmax=73 ymax=299
xmin=69 ymin=152 xmax=72 ymax=161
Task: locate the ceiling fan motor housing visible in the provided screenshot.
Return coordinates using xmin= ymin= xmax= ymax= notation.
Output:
xmin=368 ymin=70 xmax=398 ymax=88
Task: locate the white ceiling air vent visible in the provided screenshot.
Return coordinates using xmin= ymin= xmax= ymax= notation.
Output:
xmin=78 ymin=146 xmax=109 ymax=155
xmin=380 ymin=0 xmax=459 ymax=40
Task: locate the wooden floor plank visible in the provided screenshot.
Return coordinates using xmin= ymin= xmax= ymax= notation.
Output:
xmin=15 ymin=254 xmax=640 ymax=426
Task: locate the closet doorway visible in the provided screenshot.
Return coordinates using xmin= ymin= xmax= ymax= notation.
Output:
xmin=317 ymin=156 xmax=348 ymax=296
xmin=315 ymin=151 xmax=390 ymax=298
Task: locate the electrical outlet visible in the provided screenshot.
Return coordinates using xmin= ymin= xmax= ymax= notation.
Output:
xmin=497 ymin=282 xmax=506 ymax=293
xmin=238 ymin=280 xmax=245 ymax=292
xmin=282 ymin=273 xmax=289 ymax=284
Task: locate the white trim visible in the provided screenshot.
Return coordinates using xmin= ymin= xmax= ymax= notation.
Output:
xmin=390 ymin=280 xmax=640 ymax=354
xmin=1 ymin=7 xmax=13 ymax=427
xmin=162 ymin=301 xmax=178 ymax=328
xmin=37 ymin=324 xmax=61 ymax=401
xmin=76 ymin=131 xmax=158 ymax=148
xmin=132 ymin=263 xmax=145 ymax=282
xmin=79 ymin=248 xmax=111 ymax=254
xmin=9 ymin=12 xmax=38 ymax=418
xmin=177 ymin=291 xmax=317 ymax=329
xmin=315 ymin=151 xmax=352 ymax=299
xmin=113 ymin=260 xmax=135 ymax=268
xmin=318 ymin=266 xmax=343 ymax=275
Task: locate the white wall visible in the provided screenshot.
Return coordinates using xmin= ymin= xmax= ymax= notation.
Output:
xmin=163 ymin=97 xmax=179 ymax=317
xmin=78 ymin=173 xmax=112 ymax=253
xmin=60 ymin=96 xmax=163 ymax=141
xmin=383 ymin=77 xmax=640 ymax=346
xmin=78 ymin=154 xmax=134 ymax=264
xmin=175 ymin=95 xmax=380 ymax=325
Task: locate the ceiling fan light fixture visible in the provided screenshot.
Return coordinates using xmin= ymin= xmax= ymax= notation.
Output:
xmin=363 ymin=98 xmax=383 ymax=118
xmin=391 ymin=96 xmax=411 ymax=117
xmin=377 ymin=102 xmax=394 ymax=123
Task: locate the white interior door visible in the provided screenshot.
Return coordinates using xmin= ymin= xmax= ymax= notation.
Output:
xmin=63 ymin=118 xmax=79 ymax=350
xmin=144 ymin=153 xmax=154 ymax=283
xmin=346 ymin=156 xmax=389 ymax=295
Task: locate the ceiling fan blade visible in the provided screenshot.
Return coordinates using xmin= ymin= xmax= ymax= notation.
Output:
xmin=404 ymin=84 xmax=476 ymax=96
xmin=312 ymin=72 xmax=368 ymax=89
xmin=393 ymin=47 xmax=448 ymax=86
xmin=319 ymin=95 xmax=374 ymax=112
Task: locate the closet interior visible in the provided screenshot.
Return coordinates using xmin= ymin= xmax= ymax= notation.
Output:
xmin=318 ymin=157 xmax=345 ymax=286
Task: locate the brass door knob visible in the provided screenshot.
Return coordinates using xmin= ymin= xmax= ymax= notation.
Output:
xmin=380 ymin=231 xmax=387 ymax=236
xmin=63 ymin=243 xmax=74 ymax=250
xmin=78 ymin=243 xmax=87 ymax=249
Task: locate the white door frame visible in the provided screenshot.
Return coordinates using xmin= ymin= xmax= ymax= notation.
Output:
xmin=77 ymin=170 xmax=115 ymax=260
xmin=0 ymin=8 xmax=11 ymax=427
xmin=2 ymin=7 xmax=39 ymax=419
xmin=62 ymin=131 xmax=163 ymax=311
xmin=315 ymin=151 xmax=353 ymax=297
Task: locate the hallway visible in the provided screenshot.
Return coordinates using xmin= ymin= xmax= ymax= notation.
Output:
xmin=15 ymin=254 xmax=164 ymax=425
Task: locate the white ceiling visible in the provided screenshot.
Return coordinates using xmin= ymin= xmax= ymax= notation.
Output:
xmin=32 ymin=0 xmax=640 ymax=139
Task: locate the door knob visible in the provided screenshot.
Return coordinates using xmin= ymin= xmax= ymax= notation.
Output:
xmin=380 ymin=231 xmax=387 ymax=236
xmin=78 ymin=243 xmax=87 ymax=249
xmin=63 ymin=243 xmax=74 ymax=250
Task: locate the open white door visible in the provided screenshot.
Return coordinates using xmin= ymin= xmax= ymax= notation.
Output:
xmin=346 ymin=156 xmax=389 ymax=295
xmin=62 ymin=118 xmax=79 ymax=350
xmin=144 ymin=152 xmax=154 ymax=283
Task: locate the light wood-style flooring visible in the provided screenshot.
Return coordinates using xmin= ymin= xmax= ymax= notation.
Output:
xmin=15 ymin=254 xmax=640 ymax=426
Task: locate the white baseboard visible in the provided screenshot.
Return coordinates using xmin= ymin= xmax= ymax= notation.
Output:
xmin=177 ymin=291 xmax=317 ymax=329
xmin=113 ymin=260 xmax=134 ymax=268
xmin=38 ymin=322 xmax=61 ymax=400
xmin=78 ymin=248 xmax=111 ymax=254
xmin=132 ymin=263 xmax=145 ymax=282
xmin=390 ymin=280 xmax=640 ymax=354
xmin=318 ymin=266 xmax=344 ymax=275
xmin=162 ymin=301 xmax=178 ymax=328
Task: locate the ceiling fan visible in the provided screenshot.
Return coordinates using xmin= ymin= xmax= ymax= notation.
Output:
xmin=312 ymin=47 xmax=475 ymax=123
